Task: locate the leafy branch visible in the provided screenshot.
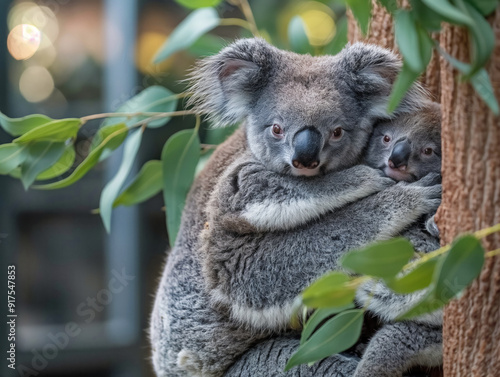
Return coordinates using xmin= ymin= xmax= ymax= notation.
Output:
xmin=285 ymin=223 xmax=500 ymax=371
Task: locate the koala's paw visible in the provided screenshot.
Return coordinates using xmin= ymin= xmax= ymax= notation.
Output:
xmin=412 ymin=172 xmax=442 ymax=187
xmin=405 ymin=180 xmax=442 ymax=215
xmin=425 ymin=215 xmax=440 ymax=238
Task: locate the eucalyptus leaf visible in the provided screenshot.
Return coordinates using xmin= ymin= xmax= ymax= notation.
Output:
xmin=395 ymin=10 xmax=423 ymax=73
xmin=13 ymin=119 xmax=81 ymax=143
xmin=302 ymin=272 xmax=357 ymax=309
xmin=421 ymin=0 xmax=474 ymax=26
xmin=288 ymin=16 xmax=312 ymax=55
xmin=34 ymin=124 xmax=129 ymax=190
xmin=345 ymin=0 xmax=372 ymax=36
xmin=300 ymin=303 xmax=355 ymax=345
xmin=378 ymin=0 xmax=398 ymax=13
xmin=99 ymin=129 xmax=143 ymax=232
xmin=434 ymin=235 xmax=484 ymax=302
xmin=21 ymin=141 xmax=66 ymax=190
xmin=464 ymin=0 xmax=499 ymax=16
xmin=470 ymin=69 xmax=500 ymax=115
xmin=175 ymin=0 xmax=223 ymax=9
xmin=102 ymin=86 xmax=178 ymax=129
xmin=0 ymin=112 xmax=52 ymax=137
xmin=285 ymin=309 xmax=364 ymax=371
xmin=387 ymin=63 xmax=421 ymax=113
xmin=341 ymin=238 xmax=414 ymax=278
xmin=35 ymin=145 xmax=76 ymax=180
xmin=324 ymin=17 xmax=348 ymax=55
xmin=162 ymin=129 xmax=201 ymax=247
xmin=0 ymin=143 xmax=29 ymax=174
xmin=410 ymin=0 xmax=445 ymax=31
xmin=153 ymin=8 xmax=220 ymax=63
xmin=458 ymin=0 xmax=495 ymax=74
xmin=114 ymin=160 xmax=163 ymax=207
xmin=385 ymin=258 xmax=438 ymax=294
xmin=396 ymin=288 xmax=444 ymax=320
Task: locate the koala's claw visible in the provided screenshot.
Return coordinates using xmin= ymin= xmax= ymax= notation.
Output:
xmin=425 ymin=215 xmax=440 ymax=237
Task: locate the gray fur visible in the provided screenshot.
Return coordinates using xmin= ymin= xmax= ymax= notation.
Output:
xmin=150 ymin=39 xmax=438 ymax=377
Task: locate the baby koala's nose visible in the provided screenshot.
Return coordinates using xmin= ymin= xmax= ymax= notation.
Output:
xmin=292 ymin=126 xmax=322 ymax=169
xmin=389 ymin=139 xmax=411 ymax=170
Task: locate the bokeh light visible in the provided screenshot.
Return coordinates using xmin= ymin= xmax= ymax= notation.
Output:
xmin=300 ymin=8 xmax=336 ymax=46
xmin=19 ymin=66 xmax=55 ymax=103
xmin=136 ymin=32 xmax=172 ymax=74
xmin=7 ymin=24 xmax=41 ymax=60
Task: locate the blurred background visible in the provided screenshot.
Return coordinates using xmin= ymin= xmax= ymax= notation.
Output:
xmin=0 ymin=1 xmax=346 ymax=376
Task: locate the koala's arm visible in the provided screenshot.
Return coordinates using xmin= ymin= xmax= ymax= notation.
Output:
xmin=225 ymin=336 xmax=360 ymax=377
xmin=354 ymin=321 xmax=442 ymax=377
xmin=202 ymin=174 xmax=442 ymax=331
xmin=211 ymin=152 xmax=394 ymax=232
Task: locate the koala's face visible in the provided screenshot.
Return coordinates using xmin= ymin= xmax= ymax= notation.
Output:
xmin=189 ymin=38 xmax=425 ymax=176
xmin=365 ymin=102 xmax=441 ymax=182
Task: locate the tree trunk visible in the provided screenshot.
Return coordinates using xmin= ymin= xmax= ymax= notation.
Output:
xmin=436 ymin=10 xmax=500 ymax=377
xmin=349 ymin=4 xmax=500 ymax=377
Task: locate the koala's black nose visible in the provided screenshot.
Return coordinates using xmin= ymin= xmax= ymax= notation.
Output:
xmin=389 ymin=140 xmax=411 ymax=169
xmin=292 ymin=126 xmax=322 ymax=169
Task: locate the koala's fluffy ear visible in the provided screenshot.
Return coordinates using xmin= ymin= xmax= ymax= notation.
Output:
xmin=335 ymin=43 xmax=427 ymax=118
xmin=188 ymin=38 xmax=277 ymax=127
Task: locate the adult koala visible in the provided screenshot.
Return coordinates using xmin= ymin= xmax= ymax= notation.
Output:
xmin=150 ymin=38 xmax=429 ymax=377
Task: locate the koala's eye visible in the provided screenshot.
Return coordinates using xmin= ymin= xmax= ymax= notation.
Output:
xmin=383 ymin=135 xmax=391 ymax=143
xmin=331 ymin=127 xmax=343 ymax=141
xmin=271 ymin=124 xmax=284 ymax=139
xmin=423 ymin=147 xmax=433 ymax=155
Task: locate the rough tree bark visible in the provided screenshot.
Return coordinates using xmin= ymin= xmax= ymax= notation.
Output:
xmin=349 ymin=3 xmax=500 ymax=377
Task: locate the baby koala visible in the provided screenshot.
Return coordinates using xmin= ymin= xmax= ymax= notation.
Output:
xmin=226 ymin=101 xmax=443 ymax=377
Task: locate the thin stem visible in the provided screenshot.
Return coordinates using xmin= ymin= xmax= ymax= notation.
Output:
xmin=485 ymin=248 xmax=500 ymax=258
xmin=474 ymin=223 xmax=500 ymax=239
xmin=219 ymin=18 xmax=254 ymax=32
xmin=235 ymin=0 xmax=260 ymax=36
xmin=80 ymin=110 xmax=196 ymax=123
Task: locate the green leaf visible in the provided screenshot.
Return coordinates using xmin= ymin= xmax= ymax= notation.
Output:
xmin=411 ymin=0 xmax=445 ymax=31
xmin=378 ymin=0 xmax=398 ymax=13
xmin=288 ymin=16 xmax=312 ymax=55
xmin=434 ymin=235 xmax=484 ymax=302
xmin=397 ymin=235 xmax=485 ymax=320
xmin=114 ymin=160 xmax=163 ymax=207
xmin=102 ymin=86 xmax=178 ymax=129
xmin=284 ymin=309 xmax=364 ymax=371
xmin=302 ymin=272 xmax=357 ymax=309
xmin=470 ymin=69 xmax=500 ymax=115
xmin=175 ymin=0 xmax=223 ymax=9
xmin=421 ymin=0 xmax=474 ymax=26
xmin=0 ymin=143 xmax=29 ymax=174
xmin=0 ymin=113 xmax=52 ymax=137
xmin=300 ymin=303 xmax=355 ymax=345
xmin=387 ymin=63 xmax=421 ymax=113
xmin=396 ymin=288 xmax=445 ymax=320
xmin=99 ymin=129 xmax=143 ymax=232
xmin=345 ymin=0 xmax=372 ymax=36
xmin=440 ymin=51 xmax=499 ymax=115
xmin=395 ymin=10 xmax=423 ymax=73
xmin=464 ymin=0 xmax=499 ymax=16
xmin=385 ymin=258 xmax=438 ymax=294
xmin=34 ymin=124 xmax=129 ymax=190
xmin=90 ymin=122 xmax=129 ymax=163
xmin=341 ymin=238 xmax=414 ymax=278
xmin=324 ymin=17 xmax=348 ymax=55
xmin=162 ymin=129 xmax=201 ymax=247
xmin=13 ymin=119 xmax=81 ymax=143
xmin=458 ymin=0 xmax=495 ymax=74
xmin=20 ymin=141 xmax=66 ymax=190
xmin=35 ymin=145 xmax=76 ymax=180
xmin=417 ymin=26 xmax=434 ymax=68
xmin=153 ymin=8 xmax=220 ymax=63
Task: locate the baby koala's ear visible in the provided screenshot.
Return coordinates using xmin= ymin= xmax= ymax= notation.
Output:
xmin=188 ymin=38 xmax=277 ymax=127
xmin=335 ymin=43 xmax=427 ymax=118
